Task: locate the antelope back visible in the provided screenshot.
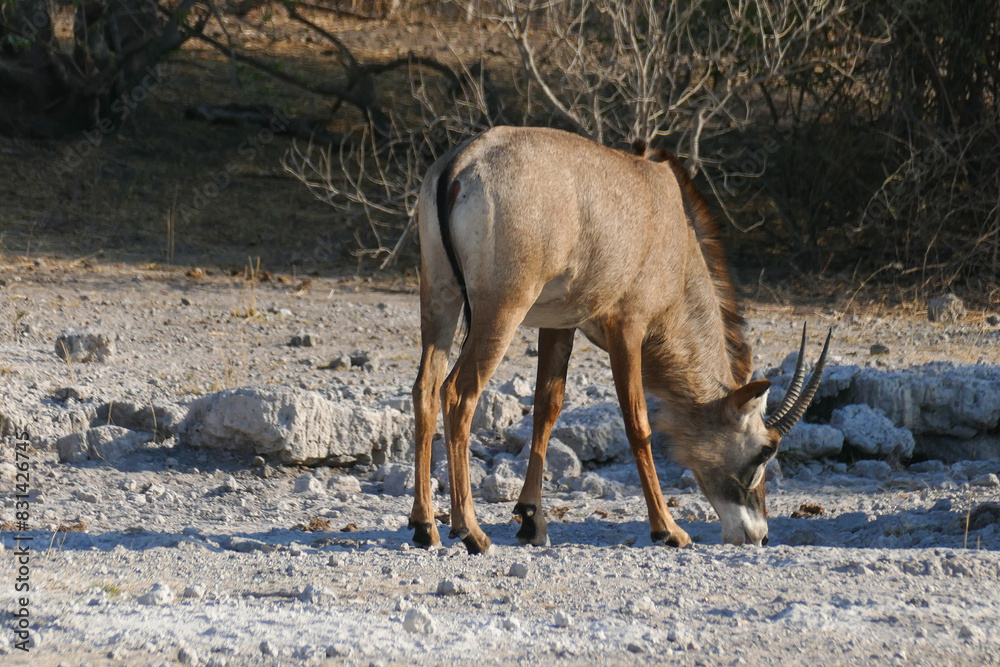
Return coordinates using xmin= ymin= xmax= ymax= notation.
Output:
xmin=420 ymin=126 xmax=706 ymax=333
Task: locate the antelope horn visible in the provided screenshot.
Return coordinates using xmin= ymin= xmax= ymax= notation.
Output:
xmin=765 ymin=323 xmax=809 ymax=427
xmin=766 ymin=327 xmax=833 ymax=437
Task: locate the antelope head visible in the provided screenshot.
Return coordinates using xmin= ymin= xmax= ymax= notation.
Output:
xmin=685 ymin=325 xmax=831 ymax=546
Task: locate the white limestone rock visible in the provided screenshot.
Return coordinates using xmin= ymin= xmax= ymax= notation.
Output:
xmin=326 ymin=475 xmax=362 ymax=498
xmin=927 ymin=293 xmax=965 ymax=323
xmin=176 ymin=386 xmax=413 ymax=465
xmin=481 ymin=459 xmax=523 ymax=502
xmin=472 ymin=389 xmax=527 ymax=433
xmin=380 ymin=462 xmax=439 ymax=497
xmin=830 ymin=404 xmax=915 ymax=459
xmin=138 ymin=583 xmax=174 ymax=606
xmin=847 ymin=365 xmax=1000 ymax=439
xmin=544 ymin=438 xmax=582 ymax=479
xmin=767 ymin=364 xmax=859 ymax=413
xmin=403 ymin=606 xmax=435 ymax=634
xmin=293 ymin=474 xmax=324 ymax=495
xmin=54 ymin=329 xmax=118 ymax=363
xmin=506 ymin=402 xmax=630 ymax=463
xmin=780 ymin=422 xmax=845 ymax=459
xmin=853 ymin=459 xmax=893 ymax=480
xmin=56 ymin=425 xmax=154 ymax=463
xmin=499 ymin=374 xmax=534 ymax=399
xmin=433 ymin=458 xmax=485 ymax=494
xmin=517 ymin=437 xmax=581 ymax=480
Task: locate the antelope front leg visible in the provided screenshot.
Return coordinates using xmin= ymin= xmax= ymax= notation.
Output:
xmin=604 ymin=319 xmax=691 ymax=548
xmin=631 ymin=441 xmax=690 ymax=546
xmin=514 ymin=328 xmax=575 ymax=546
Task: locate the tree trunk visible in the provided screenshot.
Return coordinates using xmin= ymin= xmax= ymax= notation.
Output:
xmin=0 ymin=0 xmax=191 ymax=137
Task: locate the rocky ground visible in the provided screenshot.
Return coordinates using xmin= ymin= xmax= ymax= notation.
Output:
xmin=1 ymin=259 xmax=999 ymax=666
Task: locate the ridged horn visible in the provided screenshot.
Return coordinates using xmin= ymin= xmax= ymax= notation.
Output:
xmin=765 ymin=323 xmax=809 ymax=427
xmin=765 ymin=327 xmax=833 ymax=437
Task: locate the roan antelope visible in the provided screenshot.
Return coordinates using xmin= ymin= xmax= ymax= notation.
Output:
xmin=408 ymin=126 xmax=830 ymax=554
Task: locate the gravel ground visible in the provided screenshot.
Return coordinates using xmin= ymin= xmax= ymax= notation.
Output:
xmin=1 ymin=259 xmax=999 ymax=666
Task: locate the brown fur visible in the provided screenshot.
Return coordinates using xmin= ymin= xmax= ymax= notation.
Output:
xmin=631 ymin=138 xmax=671 ymax=163
xmin=410 ymin=127 xmax=778 ymax=552
xmin=662 ymin=153 xmax=752 ymax=386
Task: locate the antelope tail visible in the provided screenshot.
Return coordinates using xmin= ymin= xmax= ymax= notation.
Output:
xmin=434 ymin=159 xmax=472 ymax=337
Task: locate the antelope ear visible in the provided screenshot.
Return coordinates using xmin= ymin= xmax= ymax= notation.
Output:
xmin=726 ymin=379 xmax=771 ymax=422
xmin=647 ymin=148 xmax=671 ymax=163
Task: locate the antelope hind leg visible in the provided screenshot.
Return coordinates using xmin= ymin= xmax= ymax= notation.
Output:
xmin=410 ymin=345 xmax=447 ymax=547
xmin=408 ymin=283 xmax=460 ymax=548
xmin=515 ymin=328 xmax=575 ymax=546
xmin=442 ymin=301 xmax=531 ymax=554
xmin=410 ymin=342 xmax=443 ymax=548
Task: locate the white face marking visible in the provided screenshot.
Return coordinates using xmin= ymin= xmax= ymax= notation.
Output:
xmin=688 ymin=402 xmax=776 ymax=547
xmin=713 ymin=499 xmax=768 ymax=546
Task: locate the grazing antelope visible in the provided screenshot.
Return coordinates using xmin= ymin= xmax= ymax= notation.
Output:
xmin=408 ymin=126 xmax=829 ymax=554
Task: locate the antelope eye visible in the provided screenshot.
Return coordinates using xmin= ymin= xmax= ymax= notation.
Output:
xmin=757 ymin=443 xmax=777 ymax=463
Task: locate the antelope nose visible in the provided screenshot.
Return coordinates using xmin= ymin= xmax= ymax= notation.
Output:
xmin=761 ymin=535 xmax=769 ymax=546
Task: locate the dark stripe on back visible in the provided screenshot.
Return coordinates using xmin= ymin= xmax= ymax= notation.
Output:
xmin=435 ymin=158 xmax=472 ymax=339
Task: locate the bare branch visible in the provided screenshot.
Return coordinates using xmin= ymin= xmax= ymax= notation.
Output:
xmin=499 ymin=0 xmax=594 ymax=140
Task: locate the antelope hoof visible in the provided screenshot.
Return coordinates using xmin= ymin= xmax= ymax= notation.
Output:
xmin=408 ymin=520 xmax=440 ymax=548
xmin=460 ymin=530 xmax=493 ymax=555
xmin=513 ymin=502 xmax=549 ymax=546
xmin=651 ymin=527 xmax=692 ymax=548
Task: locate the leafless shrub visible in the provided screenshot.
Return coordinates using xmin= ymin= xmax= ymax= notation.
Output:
xmin=284 ymin=0 xmax=999 ymax=288
xmin=283 ymin=55 xmax=500 ymax=265
xmin=492 ymin=1 xmax=884 ymax=208
xmin=851 ymin=1 xmax=1000 ymax=290
xmin=854 ymin=124 xmax=1000 ymax=289
xmin=284 ymin=0 xmax=885 ymax=261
